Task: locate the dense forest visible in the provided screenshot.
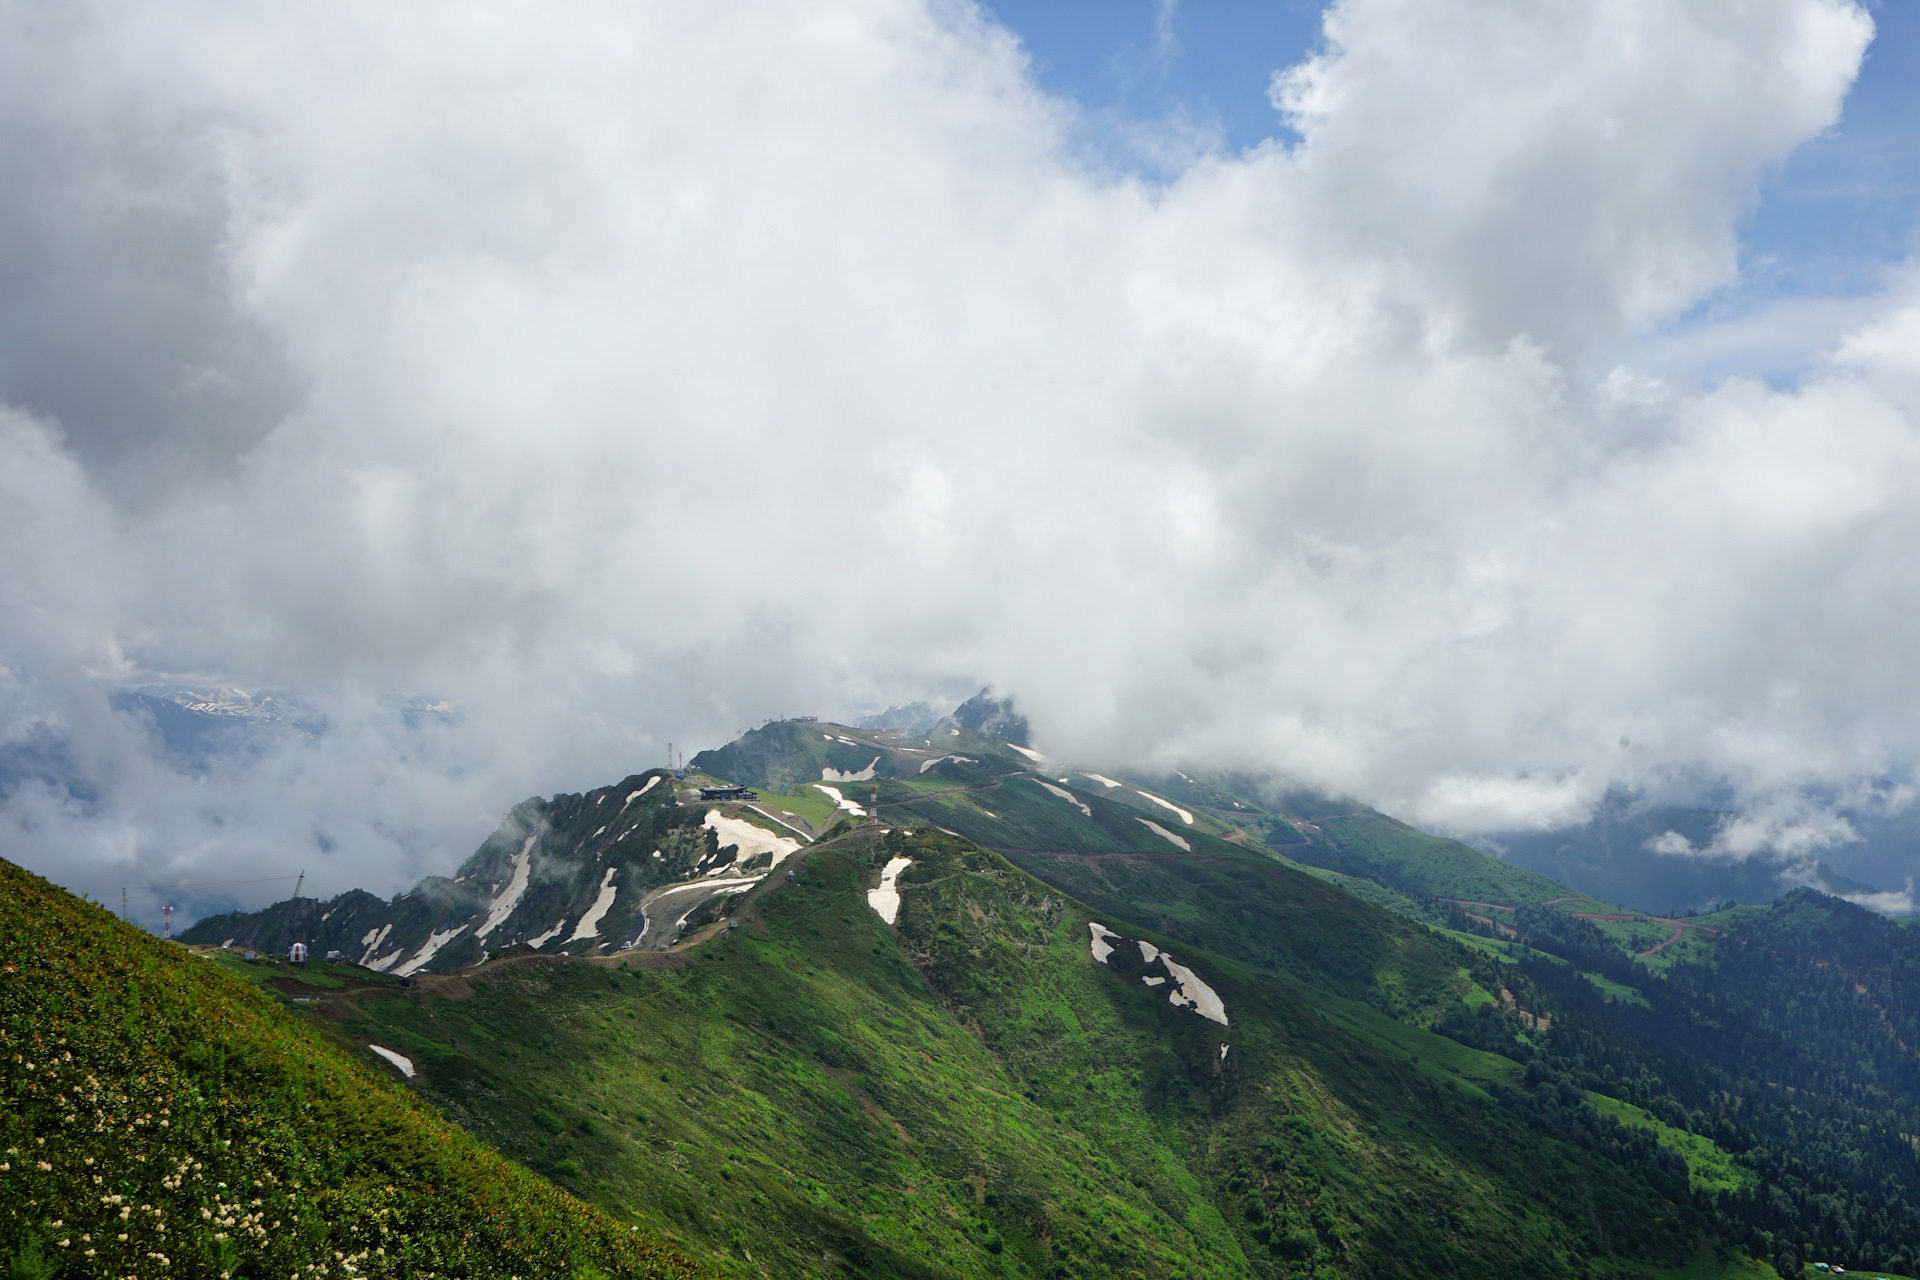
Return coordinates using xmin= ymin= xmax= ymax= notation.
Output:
xmin=1438 ymin=891 xmax=1920 ymax=1275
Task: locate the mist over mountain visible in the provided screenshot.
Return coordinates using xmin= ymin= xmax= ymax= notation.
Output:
xmin=3 ymin=0 xmax=1919 ymax=942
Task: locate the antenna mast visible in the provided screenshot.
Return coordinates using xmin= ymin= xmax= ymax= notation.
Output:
xmin=294 ymin=869 xmax=305 ymax=899
xmin=121 ymin=887 xmax=128 ymax=920
xmin=162 ymin=904 xmax=173 ymax=941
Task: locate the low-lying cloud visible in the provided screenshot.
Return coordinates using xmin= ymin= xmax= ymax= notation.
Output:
xmin=2 ymin=0 xmax=1916 ymax=922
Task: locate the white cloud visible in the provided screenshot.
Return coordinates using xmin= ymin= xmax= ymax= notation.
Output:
xmin=1839 ymin=878 xmax=1916 ymax=917
xmin=0 ymin=0 xmax=1908 ymax=920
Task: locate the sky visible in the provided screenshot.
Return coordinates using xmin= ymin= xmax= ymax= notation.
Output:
xmin=3 ymin=0 xmax=1920 ymax=925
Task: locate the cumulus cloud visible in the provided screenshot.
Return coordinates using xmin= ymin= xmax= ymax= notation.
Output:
xmin=0 ymin=0 xmax=1911 ymax=922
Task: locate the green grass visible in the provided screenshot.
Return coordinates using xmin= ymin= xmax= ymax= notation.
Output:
xmin=0 ymin=857 xmax=702 ymax=1280
xmin=1289 ymin=811 xmax=1576 ymax=906
xmin=998 ymin=845 xmax=1477 ymax=1026
xmin=1587 ymin=1095 xmax=1754 ymax=1193
xmin=283 ymin=828 xmax=1734 ymax=1279
xmin=1591 ymin=1250 xmax=1781 ymax=1280
xmin=747 ymin=786 xmax=838 ymax=830
xmin=1583 ymin=972 xmax=1651 ymax=1008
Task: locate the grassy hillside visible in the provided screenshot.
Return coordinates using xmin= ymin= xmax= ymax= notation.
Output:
xmin=274 ymin=827 xmax=1747 ymax=1280
xmin=0 ymin=857 xmax=701 ymax=1280
xmin=998 ymin=846 xmax=1472 ymax=1024
xmin=1287 ymin=811 xmax=1575 ymax=905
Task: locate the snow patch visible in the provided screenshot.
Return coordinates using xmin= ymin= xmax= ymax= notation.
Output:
xmin=705 ymin=811 xmax=803 ymax=868
xmin=1035 ymin=780 xmax=1091 ymax=818
xmin=1088 ymin=921 xmax=1121 ymax=964
xmin=1005 ymin=743 xmax=1044 ymax=763
xmin=1161 ymin=956 xmax=1229 ymax=1025
xmin=813 ymin=784 xmax=867 ymax=816
xmin=569 ymin=867 xmax=621 ymax=941
xmin=367 ymin=1045 xmax=415 ymax=1078
xmin=396 ymin=925 xmax=467 ymax=976
xmin=822 ymin=756 xmax=882 ymax=783
xmin=591 ymin=826 xmax=607 ymax=840
xmin=1082 ymin=773 xmax=1123 ymax=789
xmin=1131 ymin=939 xmax=1230 ymax=1024
xmin=527 ymin=917 xmax=567 ymax=949
xmin=1219 ymin=1043 xmax=1229 ymax=1062
xmin=475 ymin=834 xmax=536 ymax=940
xmin=868 ymin=856 xmax=913 ymax=925
xmin=358 ymin=923 xmax=393 ymax=964
xmin=1138 ymin=818 xmax=1191 ymax=851
xmin=917 ymin=754 xmax=976 ymax=774
xmin=320 ymin=909 xmax=333 ymax=922
xmin=621 ymin=776 xmax=662 ymax=808
xmin=1135 ymin=791 xmax=1194 ymax=824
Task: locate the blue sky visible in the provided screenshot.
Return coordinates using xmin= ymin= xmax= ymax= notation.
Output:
xmin=985 ymin=0 xmax=1920 ymax=375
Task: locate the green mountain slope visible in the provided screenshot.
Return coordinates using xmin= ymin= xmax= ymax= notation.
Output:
xmin=997 ymin=846 xmax=1470 ymax=1025
xmin=273 ymin=826 xmax=1739 ymax=1280
xmin=157 ymin=709 xmax=1920 ymax=1276
xmin=0 ymin=857 xmax=702 ymax=1280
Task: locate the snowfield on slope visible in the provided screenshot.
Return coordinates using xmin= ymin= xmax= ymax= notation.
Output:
xmin=475 ymin=832 xmax=536 ymax=940
xmin=1138 ymin=818 xmax=1191 ymax=851
xmin=704 ymin=810 xmax=803 ymax=868
xmin=568 ymin=867 xmax=621 ymax=942
xmin=357 ymin=922 xmax=393 ymax=967
xmin=813 ymin=783 xmax=868 ymax=816
xmin=1160 ymin=954 xmax=1229 ymax=1025
xmin=367 ymin=1045 xmax=415 ymax=1078
xmin=868 ymin=856 xmax=913 ymax=925
xmin=1088 ymin=926 xmax=1229 ymax=1026
xmin=822 ymin=756 xmax=882 ymax=782
xmin=396 ymin=924 xmax=467 ymax=976
xmin=1135 ymin=790 xmax=1194 ymax=824
xmin=1035 ymin=779 xmax=1091 ymax=817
